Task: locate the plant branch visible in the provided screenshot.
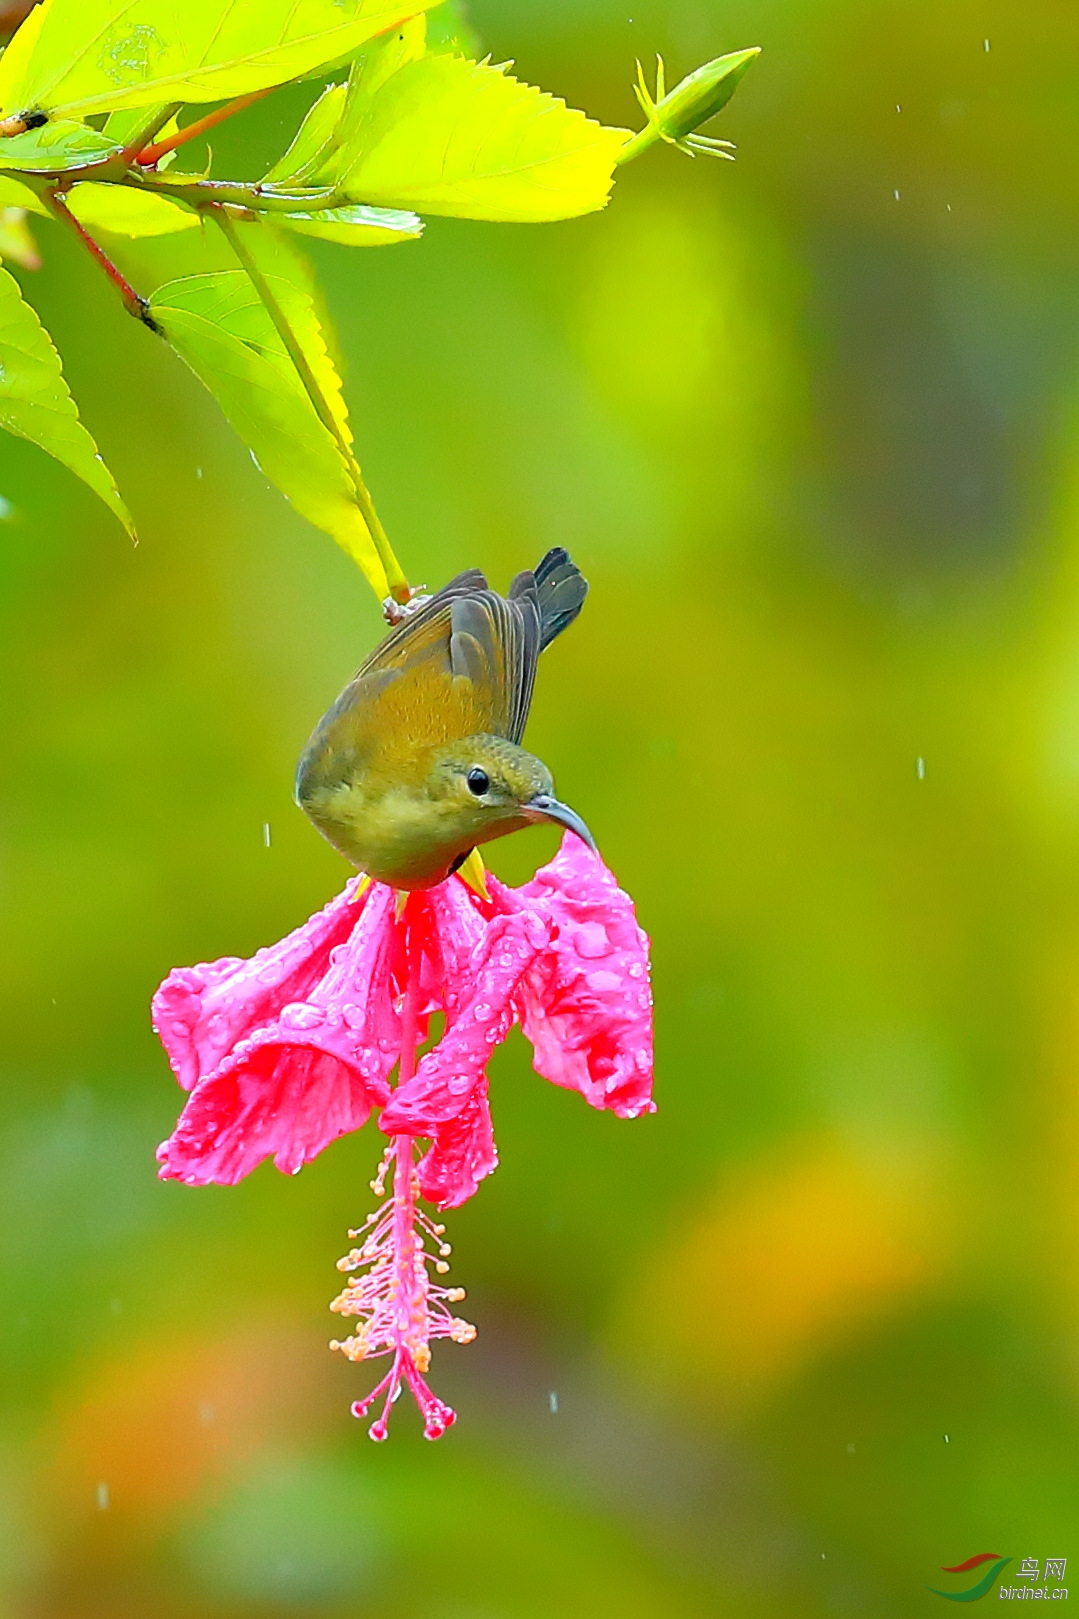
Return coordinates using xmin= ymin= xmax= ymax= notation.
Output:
xmin=122 ymin=172 xmax=342 ymax=213
xmin=210 ymin=204 xmax=410 ymax=605
xmin=46 ymin=189 xmax=160 ymax=331
xmin=135 ymin=89 xmax=272 ymax=168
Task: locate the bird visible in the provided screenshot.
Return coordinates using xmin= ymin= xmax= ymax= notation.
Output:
xmin=295 ymin=548 xmax=593 ymax=890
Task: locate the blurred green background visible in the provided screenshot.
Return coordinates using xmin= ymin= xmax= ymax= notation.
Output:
xmin=2 ymin=0 xmax=1079 ymax=1613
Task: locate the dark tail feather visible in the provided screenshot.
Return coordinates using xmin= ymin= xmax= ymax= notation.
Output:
xmin=511 ymin=547 xmax=587 ymax=652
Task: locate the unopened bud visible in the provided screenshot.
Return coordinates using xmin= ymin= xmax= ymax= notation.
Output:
xmin=619 ymin=47 xmax=760 ymax=166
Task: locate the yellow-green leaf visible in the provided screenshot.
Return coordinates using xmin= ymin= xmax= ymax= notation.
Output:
xmin=66 ymin=180 xmax=198 ymax=236
xmin=0 ymin=0 xmax=448 ymax=121
xmin=149 ymin=270 xmax=386 ymax=594
xmin=262 ymin=81 xmax=346 ymax=187
xmin=329 ymin=50 xmax=630 ymax=222
xmin=334 ymin=11 xmax=428 ymax=151
xmin=0 ymin=119 xmax=120 ymax=171
xmin=0 ymin=264 xmax=133 ymax=533
xmin=0 ymin=175 xmax=48 ymax=215
xmin=102 ymin=104 xmax=169 ymax=144
xmin=279 ymin=202 xmax=421 ymax=246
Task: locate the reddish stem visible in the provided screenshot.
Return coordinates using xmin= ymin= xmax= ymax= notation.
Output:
xmin=46 ymin=191 xmax=159 ymax=331
xmin=135 ymin=89 xmax=271 ymax=167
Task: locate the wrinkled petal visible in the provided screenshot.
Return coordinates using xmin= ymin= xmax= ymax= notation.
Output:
xmin=380 ymin=909 xmax=551 ymax=1139
xmin=415 ymin=1080 xmax=498 ymax=1209
xmin=157 ymin=1046 xmax=389 ymax=1185
xmin=153 ymin=878 xmax=369 ymax=1090
xmin=158 ymin=886 xmax=401 ymax=1184
xmin=513 ymin=835 xmax=655 ymax=1118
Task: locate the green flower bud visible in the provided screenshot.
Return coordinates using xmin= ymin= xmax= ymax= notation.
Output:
xmin=618 ymin=47 xmax=760 ymax=166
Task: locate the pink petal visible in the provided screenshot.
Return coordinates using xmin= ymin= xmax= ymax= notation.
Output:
xmin=415 ymin=1079 xmax=498 ymax=1209
xmin=514 ymin=836 xmax=655 ymax=1119
xmin=379 ymin=910 xmax=551 ymax=1139
xmin=157 ymin=1046 xmax=388 ymax=1184
xmin=158 ymin=886 xmax=401 ymax=1184
xmin=152 ymin=879 xmax=368 ymax=1091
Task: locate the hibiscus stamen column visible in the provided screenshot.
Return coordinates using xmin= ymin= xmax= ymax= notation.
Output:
xmin=329 ymin=893 xmax=475 ymax=1439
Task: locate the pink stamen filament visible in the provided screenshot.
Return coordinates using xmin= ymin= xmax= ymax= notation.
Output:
xmin=329 ymin=899 xmax=474 ymax=1439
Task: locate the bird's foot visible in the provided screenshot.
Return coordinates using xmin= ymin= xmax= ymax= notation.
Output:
xmin=382 ymin=589 xmax=432 ymax=626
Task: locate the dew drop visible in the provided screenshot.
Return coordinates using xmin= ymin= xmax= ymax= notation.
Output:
xmin=281 ymin=1002 xmax=323 ymax=1029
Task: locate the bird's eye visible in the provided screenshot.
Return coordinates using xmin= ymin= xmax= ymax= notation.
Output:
xmin=467 ymin=767 xmax=490 ymax=796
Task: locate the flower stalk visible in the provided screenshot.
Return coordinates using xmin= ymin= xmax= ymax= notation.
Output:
xmin=210 ymin=203 xmax=411 ymax=607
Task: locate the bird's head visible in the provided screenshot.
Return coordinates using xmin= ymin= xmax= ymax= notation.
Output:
xmin=427 ymin=733 xmax=596 ymax=855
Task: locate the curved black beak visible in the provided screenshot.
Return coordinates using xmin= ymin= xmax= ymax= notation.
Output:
xmin=525 ymin=793 xmax=597 ymax=853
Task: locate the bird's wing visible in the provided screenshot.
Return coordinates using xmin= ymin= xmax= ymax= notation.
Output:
xmin=300 ymin=566 xmax=544 ymax=794
xmin=450 ymin=586 xmax=540 ymax=743
xmin=299 ymin=556 xmax=585 ymax=794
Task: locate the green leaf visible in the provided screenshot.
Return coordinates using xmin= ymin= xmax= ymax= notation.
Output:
xmin=0 ymin=119 xmax=121 ymax=172
xmin=262 ymin=81 xmax=346 ymax=187
xmin=66 ymin=180 xmax=198 ymax=236
xmin=232 ymin=217 xmax=351 ymax=389
xmin=0 ymin=264 xmax=133 ymax=534
xmin=322 ymin=14 xmax=425 ymax=165
xmin=0 ymin=0 xmax=448 ymax=121
xmin=278 ymin=202 xmax=421 ymax=246
xmin=102 ymin=104 xmax=170 ymax=144
xmin=327 ymin=50 xmax=630 ymax=222
xmin=149 ymin=270 xmax=386 ymax=594
xmin=0 ymin=175 xmax=48 ymax=215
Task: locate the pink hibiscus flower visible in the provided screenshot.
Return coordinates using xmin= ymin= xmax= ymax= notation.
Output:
xmin=153 ymin=834 xmax=653 ymax=1438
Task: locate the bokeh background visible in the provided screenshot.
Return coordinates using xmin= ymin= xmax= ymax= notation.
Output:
xmin=2 ymin=0 xmax=1078 ymax=1612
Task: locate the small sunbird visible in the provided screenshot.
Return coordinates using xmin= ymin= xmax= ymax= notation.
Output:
xmin=296 ymin=548 xmax=593 ymax=890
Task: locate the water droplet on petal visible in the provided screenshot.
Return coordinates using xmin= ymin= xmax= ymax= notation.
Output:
xmin=281 ymin=1002 xmax=323 ymax=1029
